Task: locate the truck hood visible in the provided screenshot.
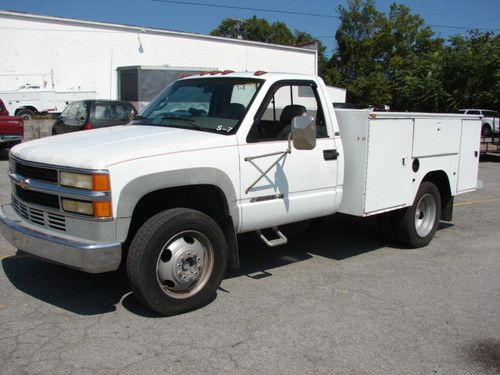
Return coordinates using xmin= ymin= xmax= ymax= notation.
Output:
xmin=11 ymin=125 xmax=237 ymax=169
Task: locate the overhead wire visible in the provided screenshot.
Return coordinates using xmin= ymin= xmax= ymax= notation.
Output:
xmin=151 ymin=0 xmax=500 ymax=32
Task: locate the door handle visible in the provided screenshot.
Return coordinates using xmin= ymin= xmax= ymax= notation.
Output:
xmin=323 ymin=149 xmax=339 ymax=160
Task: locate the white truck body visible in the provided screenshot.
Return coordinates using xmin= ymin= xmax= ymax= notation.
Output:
xmin=0 ymin=72 xmax=482 ymax=315
xmin=337 ymin=110 xmax=480 ymax=216
xmin=0 ymin=88 xmax=95 ymax=118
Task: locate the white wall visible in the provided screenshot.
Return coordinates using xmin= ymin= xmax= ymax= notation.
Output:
xmin=0 ymin=12 xmax=317 ymax=99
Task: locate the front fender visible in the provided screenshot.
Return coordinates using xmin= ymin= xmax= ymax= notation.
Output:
xmin=115 ymin=167 xmax=239 ymax=238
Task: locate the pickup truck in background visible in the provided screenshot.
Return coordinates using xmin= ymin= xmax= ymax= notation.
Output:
xmin=0 ymin=72 xmax=482 ymax=315
xmin=0 ymin=86 xmax=95 ymax=119
xmin=0 ymin=99 xmax=23 ymax=148
xmin=458 ymin=109 xmax=499 ymax=137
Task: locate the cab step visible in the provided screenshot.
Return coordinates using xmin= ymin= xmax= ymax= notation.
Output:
xmin=257 ymin=227 xmax=288 ymax=247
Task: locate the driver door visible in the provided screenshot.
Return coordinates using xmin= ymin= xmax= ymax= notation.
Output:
xmin=238 ymin=80 xmax=341 ymax=232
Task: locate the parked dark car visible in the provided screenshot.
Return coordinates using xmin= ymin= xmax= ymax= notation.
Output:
xmin=52 ymin=100 xmax=137 ymax=135
xmin=0 ymin=98 xmax=24 ymax=148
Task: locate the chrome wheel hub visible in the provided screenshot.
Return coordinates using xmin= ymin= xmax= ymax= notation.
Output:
xmin=156 ymin=231 xmax=213 ymax=299
xmin=414 ymin=193 xmax=437 ymax=237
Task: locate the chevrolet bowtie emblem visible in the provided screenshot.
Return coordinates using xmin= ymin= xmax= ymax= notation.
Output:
xmin=19 ymin=178 xmax=29 ymax=190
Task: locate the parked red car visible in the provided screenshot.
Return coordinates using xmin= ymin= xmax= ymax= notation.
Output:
xmin=0 ymin=99 xmax=24 ymax=148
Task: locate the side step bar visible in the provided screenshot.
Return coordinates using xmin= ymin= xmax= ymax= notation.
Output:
xmin=257 ymin=227 xmax=288 ymax=247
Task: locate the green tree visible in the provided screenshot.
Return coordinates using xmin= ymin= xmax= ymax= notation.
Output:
xmin=442 ymin=31 xmax=499 ymax=110
xmin=210 ymin=16 xmax=328 ymax=78
xmin=329 ymin=0 xmax=446 ymax=110
xmin=329 ymin=0 xmax=392 ymax=107
xmin=385 ymin=3 xmax=446 ymax=111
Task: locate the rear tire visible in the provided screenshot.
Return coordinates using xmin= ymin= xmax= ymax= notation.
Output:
xmin=16 ymin=109 xmax=35 ymax=120
xmin=396 ymin=182 xmax=441 ymax=248
xmin=126 ymin=208 xmax=228 ymax=316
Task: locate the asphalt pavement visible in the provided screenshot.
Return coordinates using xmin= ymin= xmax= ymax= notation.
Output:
xmin=0 ymin=149 xmax=499 ymax=374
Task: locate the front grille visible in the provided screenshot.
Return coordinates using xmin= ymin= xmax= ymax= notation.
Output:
xmin=15 ymin=161 xmax=58 ymax=183
xmin=15 ymin=185 xmax=60 ymax=209
xmin=12 ymin=196 xmax=66 ymax=231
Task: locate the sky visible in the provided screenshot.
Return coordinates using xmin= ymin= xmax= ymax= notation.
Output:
xmin=0 ymin=0 xmax=499 ymax=54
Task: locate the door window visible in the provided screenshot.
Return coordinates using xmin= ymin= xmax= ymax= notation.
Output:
xmin=60 ymin=101 xmax=87 ymax=126
xmin=248 ymin=82 xmax=327 ymax=142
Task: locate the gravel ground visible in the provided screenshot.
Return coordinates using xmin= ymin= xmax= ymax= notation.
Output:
xmin=0 ymin=150 xmax=498 ymax=374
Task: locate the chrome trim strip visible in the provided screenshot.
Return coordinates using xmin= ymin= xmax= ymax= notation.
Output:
xmin=250 ymin=194 xmax=284 ymax=203
xmin=9 ymin=171 xmax=111 ymax=201
xmin=0 ymin=204 xmax=121 ymax=273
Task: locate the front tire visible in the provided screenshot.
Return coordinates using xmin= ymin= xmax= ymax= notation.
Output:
xmin=126 ymin=208 xmax=228 ymax=315
xmin=396 ymin=182 xmax=441 ymax=248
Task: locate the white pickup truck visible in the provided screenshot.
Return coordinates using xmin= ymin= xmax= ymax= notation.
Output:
xmin=0 ymin=72 xmax=481 ymax=315
xmin=0 ymin=86 xmax=95 ymax=119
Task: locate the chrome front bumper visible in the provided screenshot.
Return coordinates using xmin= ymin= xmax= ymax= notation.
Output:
xmin=0 ymin=204 xmax=122 ymax=273
xmin=0 ymin=135 xmax=22 ymax=143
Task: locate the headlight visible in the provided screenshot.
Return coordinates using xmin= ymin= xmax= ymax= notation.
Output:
xmin=60 ymin=172 xmax=92 ymax=189
xmin=60 ymin=172 xmax=110 ymax=191
xmin=62 ymin=199 xmax=93 ymax=215
xmin=61 ymin=199 xmax=112 ymax=218
xmin=60 ymin=171 xmax=112 ymax=218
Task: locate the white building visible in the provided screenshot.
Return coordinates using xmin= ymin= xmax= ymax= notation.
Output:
xmin=0 ymin=10 xmax=319 ymax=100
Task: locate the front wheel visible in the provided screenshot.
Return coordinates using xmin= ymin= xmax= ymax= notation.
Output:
xmin=396 ymin=182 xmax=441 ymax=248
xmin=126 ymin=208 xmax=228 ymax=315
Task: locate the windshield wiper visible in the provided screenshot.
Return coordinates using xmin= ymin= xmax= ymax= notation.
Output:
xmin=160 ymin=115 xmax=205 ymax=131
xmin=131 ymin=115 xmax=151 ymax=124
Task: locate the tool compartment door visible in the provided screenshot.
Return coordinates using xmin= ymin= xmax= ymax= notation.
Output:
xmin=457 ymin=119 xmax=481 ymax=192
xmin=364 ymin=118 xmax=414 ymax=213
xmin=412 ymin=118 xmax=460 ymax=157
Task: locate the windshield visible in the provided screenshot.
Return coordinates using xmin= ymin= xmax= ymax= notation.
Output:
xmin=60 ymin=101 xmax=88 ymax=120
xmin=134 ymin=78 xmax=263 ymax=134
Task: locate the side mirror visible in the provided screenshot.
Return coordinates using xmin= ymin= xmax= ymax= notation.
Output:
xmin=292 ymin=115 xmax=316 ymax=150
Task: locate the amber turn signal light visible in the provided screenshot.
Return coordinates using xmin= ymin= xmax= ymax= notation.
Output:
xmin=92 ymin=174 xmax=111 ymax=191
xmin=93 ymin=201 xmax=112 ymax=218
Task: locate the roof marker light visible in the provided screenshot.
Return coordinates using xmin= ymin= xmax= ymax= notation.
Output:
xmin=254 ymin=70 xmax=267 ymax=76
